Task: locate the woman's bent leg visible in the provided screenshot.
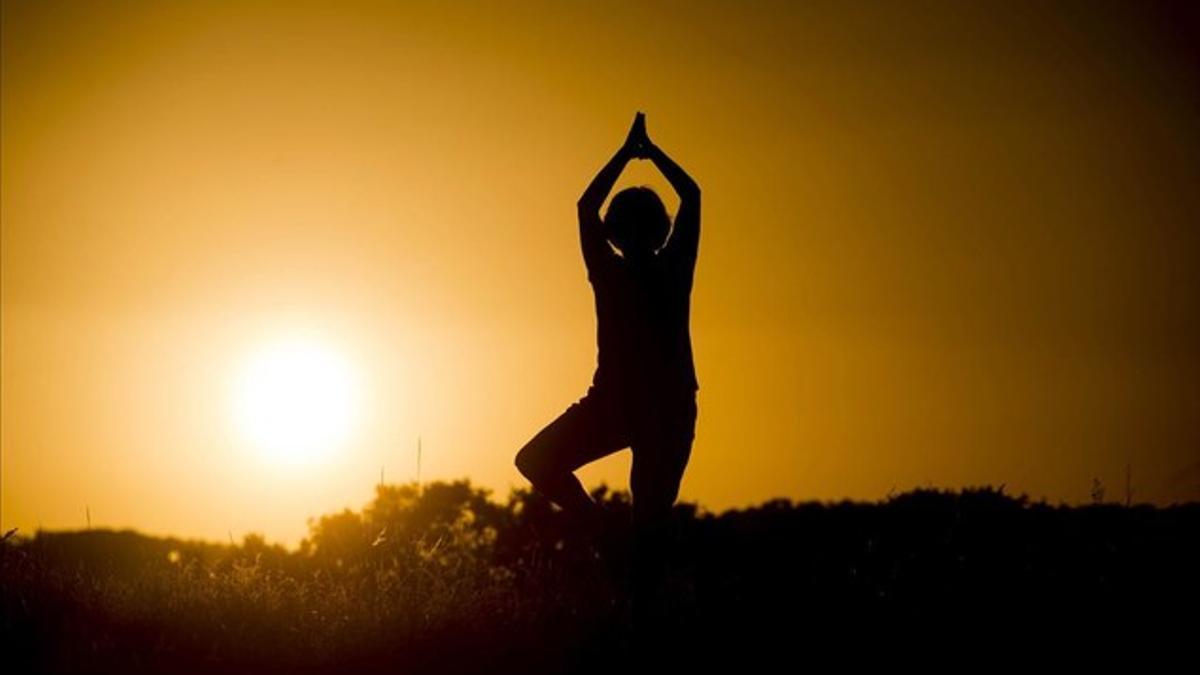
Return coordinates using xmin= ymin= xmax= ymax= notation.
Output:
xmin=514 ymin=388 xmax=628 ymax=521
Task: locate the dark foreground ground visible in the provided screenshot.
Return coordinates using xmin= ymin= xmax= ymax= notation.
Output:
xmin=3 ymin=482 xmax=1197 ymax=673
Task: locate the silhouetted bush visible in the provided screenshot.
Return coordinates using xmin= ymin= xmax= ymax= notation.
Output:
xmin=2 ymin=481 xmax=1196 ymax=672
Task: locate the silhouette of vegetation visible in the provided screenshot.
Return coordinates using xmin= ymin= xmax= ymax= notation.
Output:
xmin=2 ymin=481 xmax=1196 ymax=672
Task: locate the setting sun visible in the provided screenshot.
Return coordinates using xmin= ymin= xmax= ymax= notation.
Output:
xmin=231 ymin=338 xmax=362 ymax=467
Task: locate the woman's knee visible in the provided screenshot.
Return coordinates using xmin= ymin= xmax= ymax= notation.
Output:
xmin=514 ymin=439 xmax=548 ymax=482
xmin=515 ymin=429 xmax=573 ymax=484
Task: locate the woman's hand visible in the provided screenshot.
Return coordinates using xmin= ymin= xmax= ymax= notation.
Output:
xmin=622 ymin=111 xmax=651 ymax=158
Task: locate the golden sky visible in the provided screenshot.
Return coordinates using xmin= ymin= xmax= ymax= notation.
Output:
xmin=3 ymin=0 xmax=1199 ymax=546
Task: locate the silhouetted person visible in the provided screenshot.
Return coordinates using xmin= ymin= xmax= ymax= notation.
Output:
xmin=514 ymin=112 xmax=700 ymax=637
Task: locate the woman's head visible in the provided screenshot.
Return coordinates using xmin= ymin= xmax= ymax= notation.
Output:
xmin=604 ymin=186 xmax=671 ymax=258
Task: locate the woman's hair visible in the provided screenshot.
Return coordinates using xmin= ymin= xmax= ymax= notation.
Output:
xmin=603 ymin=186 xmax=671 ymax=256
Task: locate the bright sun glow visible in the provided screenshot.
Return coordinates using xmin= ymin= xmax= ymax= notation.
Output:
xmin=232 ymin=338 xmax=361 ymax=467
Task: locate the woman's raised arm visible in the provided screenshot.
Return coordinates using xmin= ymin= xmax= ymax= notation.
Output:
xmin=577 ymin=114 xmax=646 ymax=279
xmin=646 ymin=141 xmax=701 ymax=263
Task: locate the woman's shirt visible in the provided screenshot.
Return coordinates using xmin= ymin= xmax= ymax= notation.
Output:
xmin=587 ymin=245 xmax=699 ymax=397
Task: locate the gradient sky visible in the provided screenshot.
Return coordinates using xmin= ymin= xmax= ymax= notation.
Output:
xmin=3 ymin=0 xmax=1199 ymax=546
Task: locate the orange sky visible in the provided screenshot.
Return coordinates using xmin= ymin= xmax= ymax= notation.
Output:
xmin=3 ymin=0 xmax=1199 ymax=546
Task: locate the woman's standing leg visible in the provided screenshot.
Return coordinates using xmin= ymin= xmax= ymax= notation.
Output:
xmin=627 ymin=390 xmax=698 ymax=644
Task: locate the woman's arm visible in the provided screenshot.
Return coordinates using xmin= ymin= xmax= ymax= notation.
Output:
xmin=645 ymin=141 xmax=699 ymax=204
xmin=578 ymin=114 xmax=645 ymax=280
xmin=578 ymin=143 xmax=635 ymax=218
xmin=579 ymin=113 xmax=645 ymax=215
xmin=647 ymin=141 xmax=701 ymax=263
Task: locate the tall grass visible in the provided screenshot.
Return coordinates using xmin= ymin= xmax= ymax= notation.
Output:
xmin=2 ymin=480 xmax=1197 ymax=672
